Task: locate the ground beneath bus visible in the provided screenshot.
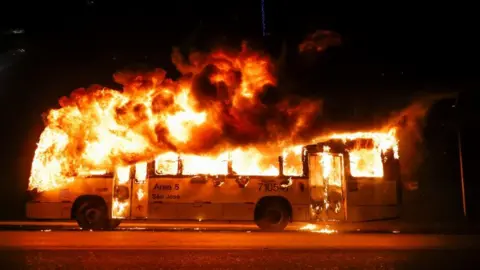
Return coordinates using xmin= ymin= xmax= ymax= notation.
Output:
xmin=1 ymin=221 xmax=480 ymax=268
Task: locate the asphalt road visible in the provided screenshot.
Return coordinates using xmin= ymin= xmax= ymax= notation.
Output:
xmin=1 ymin=231 xmax=480 ymax=269
xmin=2 ymin=231 xmax=480 ymax=250
xmin=1 ymin=220 xmax=478 ymax=234
xmin=3 ymin=249 xmax=480 ymax=269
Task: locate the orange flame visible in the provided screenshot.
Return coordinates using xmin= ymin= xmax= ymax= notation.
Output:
xmin=28 ymin=44 xmax=399 ymax=192
xmin=299 ymin=224 xmax=337 ymax=234
xmin=28 ymin=45 xmax=322 ymax=191
xmin=317 ymin=128 xmax=399 ymax=178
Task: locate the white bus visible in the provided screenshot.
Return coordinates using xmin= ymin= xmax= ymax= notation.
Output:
xmin=26 ymin=134 xmax=401 ymax=231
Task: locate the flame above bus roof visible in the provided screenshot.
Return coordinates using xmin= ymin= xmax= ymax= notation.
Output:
xmin=27 ymin=42 xmax=399 ymax=192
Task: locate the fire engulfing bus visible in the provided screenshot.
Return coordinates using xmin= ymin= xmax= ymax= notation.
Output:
xmin=26 ymin=129 xmax=401 ymax=231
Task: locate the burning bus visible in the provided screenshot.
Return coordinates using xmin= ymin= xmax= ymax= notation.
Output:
xmin=26 ymin=128 xmax=401 ymax=231
xmin=25 ymin=45 xmax=402 ymax=231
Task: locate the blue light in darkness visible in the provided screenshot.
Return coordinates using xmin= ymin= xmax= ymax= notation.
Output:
xmin=261 ymin=0 xmax=266 ymax=36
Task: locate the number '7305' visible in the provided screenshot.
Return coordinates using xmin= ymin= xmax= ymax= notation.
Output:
xmin=258 ymin=183 xmax=288 ymax=192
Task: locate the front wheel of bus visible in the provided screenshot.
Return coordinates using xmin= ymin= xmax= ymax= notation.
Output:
xmin=76 ymin=200 xmax=108 ymax=231
xmin=254 ymin=202 xmax=290 ymax=231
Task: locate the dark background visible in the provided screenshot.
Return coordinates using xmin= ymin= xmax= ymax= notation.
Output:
xmin=0 ymin=1 xmax=478 ymax=221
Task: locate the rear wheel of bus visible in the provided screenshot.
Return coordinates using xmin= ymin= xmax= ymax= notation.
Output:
xmin=254 ymin=197 xmax=291 ymax=231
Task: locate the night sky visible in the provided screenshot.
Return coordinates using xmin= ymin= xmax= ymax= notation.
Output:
xmin=0 ymin=1 xmax=478 ymax=220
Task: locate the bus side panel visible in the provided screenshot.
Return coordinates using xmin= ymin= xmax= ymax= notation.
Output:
xmin=346 ymin=206 xmax=399 ymax=222
xmin=26 ymin=177 xmax=112 ymax=220
xmin=26 ymin=202 xmax=71 ymax=219
xmin=221 ymin=202 xmax=311 ymax=222
xmin=149 ymin=203 xmax=224 ymax=221
xmin=147 ymin=176 xmax=309 ymax=222
xmin=222 ymin=203 xmax=255 ymax=220
xmin=211 ymin=177 xmax=309 ymax=204
xmin=346 ymin=179 xmax=398 ymax=221
xmin=149 ymin=177 xmax=225 ymax=220
xmin=148 ymin=203 xmax=178 ymax=219
xmin=177 ymin=203 xmax=223 ymax=220
xmin=291 ymin=204 xmax=310 ymax=221
xmin=214 ymin=177 xmax=309 ymax=221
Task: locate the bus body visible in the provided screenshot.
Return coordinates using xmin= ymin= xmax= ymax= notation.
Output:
xmin=26 ymin=137 xmax=401 ymax=231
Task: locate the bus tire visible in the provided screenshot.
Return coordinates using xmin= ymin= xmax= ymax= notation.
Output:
xmin=75 ymin=199 xmax=109 ymax=231
xmin=254 ymin=200 xmax=290 ymax=231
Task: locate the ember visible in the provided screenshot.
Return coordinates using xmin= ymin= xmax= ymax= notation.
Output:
xmin=300 ymin=224 xmax=338 ymax=234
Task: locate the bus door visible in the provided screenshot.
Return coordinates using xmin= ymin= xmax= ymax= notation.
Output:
xmin=112 ymin=166 xmax=132 ymax=219
xmin=308 ymin=152 xmax=346 ymax=221
xmin=308 ymin=154 xmax=325 ymax=221
xmin=131 ymin=162 xmax=149 ymax=219
xmin=111 ymin=163 xmax=149 ymax=219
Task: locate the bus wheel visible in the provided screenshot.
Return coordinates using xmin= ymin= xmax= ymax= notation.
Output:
xmin=254 ymin=200 xmax=290 ymax=231
xmin=76 ymin=199 xmax=108 ymax=231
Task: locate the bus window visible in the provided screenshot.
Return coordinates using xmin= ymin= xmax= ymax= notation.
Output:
xmin=230 ymin=148 xmax=278 ymax=176
xmin=135 ymin=162 xmax=147 ymax=183
xmin=321 ymin=153 xmax=343 ymax=187
xmin=181 ymin=153 xmax=229 ymax=175
xmin=349 ymin=148 xmax=383 ymax=177
xmin=155 ymin=152 xmax=179 ymax=175
xmin=77 ymin=169 xmax=108 ymax=176
xmin=282 ymin=145 xmax=304 ymax=176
